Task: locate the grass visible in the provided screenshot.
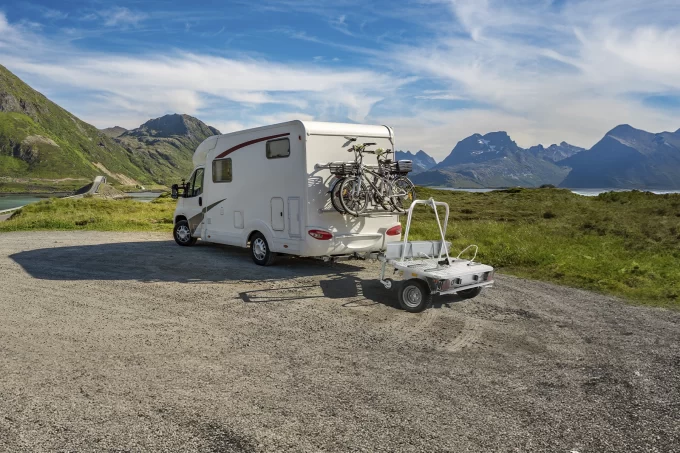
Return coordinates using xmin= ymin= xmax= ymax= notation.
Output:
xmin=409 ymin=187 xmax=680 ymax=308
xmin=0 ymin=187 xmax=678 ymax=308
xmin=0 ymin=196 xmax=175 ymax=231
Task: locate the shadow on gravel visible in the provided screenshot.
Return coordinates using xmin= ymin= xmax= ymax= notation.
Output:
xmin=238 ymin=274 xmax=469 ymax=310
xmin=238 ymin=275 xmax=392 ymax=306
xmin=10 ymin=240 xmax=363 ymax=283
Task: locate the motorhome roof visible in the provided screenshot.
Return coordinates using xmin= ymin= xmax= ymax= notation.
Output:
xmin=192 ymin=120 xmax=394 ymax=167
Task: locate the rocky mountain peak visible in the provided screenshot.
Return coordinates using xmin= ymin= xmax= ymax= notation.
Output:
xmin=123 ymin=114 xmax=220 ymax=139
xmin=394 ymin=149 xmax=437 ymax=174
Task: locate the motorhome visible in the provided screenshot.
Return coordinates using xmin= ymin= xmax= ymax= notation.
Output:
xmin=171 ymin=121 xmax=403 ymax=265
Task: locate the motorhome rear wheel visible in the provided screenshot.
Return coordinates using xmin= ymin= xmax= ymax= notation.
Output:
xmin=250 ymin=232 xmax=277 ymax=266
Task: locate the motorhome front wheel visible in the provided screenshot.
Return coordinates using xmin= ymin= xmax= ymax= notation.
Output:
xmin=173 ymin=220 xmax=197 ymax=246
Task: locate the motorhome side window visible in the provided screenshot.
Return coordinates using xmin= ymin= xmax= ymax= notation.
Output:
xmin=212 ymin=158 xmax=232 ymax=183
xmin=266 ymin=138 xmax=290 ymax=159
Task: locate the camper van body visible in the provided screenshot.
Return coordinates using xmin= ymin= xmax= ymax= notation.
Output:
xmin=172 ymin=120 xmax=402 ymax=260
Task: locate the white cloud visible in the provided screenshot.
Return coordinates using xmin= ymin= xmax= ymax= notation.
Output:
xmin=379 ymin=0 xmax=680 ymax=155
xmin=1 ymin=2 xmax=680 ymax=158
xmin=100 ymin=7 xmax=148 ymax=27
xmin=0 ymin=12 xmax=404 ymax=130
xmin=41 ymin=8 xmax=68 ymax=20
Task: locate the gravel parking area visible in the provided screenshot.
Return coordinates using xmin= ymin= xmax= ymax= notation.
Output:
xmin=0 ymin=231 xmax=678 ymax=452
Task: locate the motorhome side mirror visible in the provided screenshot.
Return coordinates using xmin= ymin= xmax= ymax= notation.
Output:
xmin=171 ymin=184 xmax=179 ymax=199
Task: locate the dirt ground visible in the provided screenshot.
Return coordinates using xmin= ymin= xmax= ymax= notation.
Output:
xmin=0 ymin=231 xmax=678 ymax=452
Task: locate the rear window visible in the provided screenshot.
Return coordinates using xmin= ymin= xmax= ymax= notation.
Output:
xmin=212 ymin=158 xmax=232 ymax=182
xmin=266 ymin=138 xmax=290 ymax=159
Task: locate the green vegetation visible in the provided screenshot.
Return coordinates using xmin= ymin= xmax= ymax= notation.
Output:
xmin=0 ymin=65 xmax=216 ymax=193
xmin=1 ymin=187 xmax=678 ymax=307
xmin=410 ymin=187 xmax=680 ymax=308
xmin=0 ymin=196 xmax=175 ymax=232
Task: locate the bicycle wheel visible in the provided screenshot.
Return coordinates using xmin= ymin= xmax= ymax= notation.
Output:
xmin=389 ymin=176 xmax=417 ymax=212
xmin=372 ymin=176 xmax=393 ymax=211
xmin=339 ymin=176 xmax=369 ymax=216
xmin=329 ymin=177 xmax=346 ymax=214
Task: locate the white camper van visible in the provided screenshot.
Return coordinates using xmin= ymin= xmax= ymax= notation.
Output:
xmin=171 ymin=121 xmax=404 ymax=265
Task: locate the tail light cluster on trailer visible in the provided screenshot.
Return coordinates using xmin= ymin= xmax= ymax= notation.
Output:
xmin=434 ymin=271 xmax=495 ymax=291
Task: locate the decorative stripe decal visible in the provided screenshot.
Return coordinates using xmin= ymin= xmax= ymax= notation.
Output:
xmin=214 ymin=133 xmax=290 ymax=159
xmin=188 ymin=198 xmax=226 ymax=234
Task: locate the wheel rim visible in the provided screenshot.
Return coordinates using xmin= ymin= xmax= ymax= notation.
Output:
xmin=340 ymin=178 xmax=367 ymax=215
xmin=176 ymin=225 xmax=191 ymax=242
xmin=253 ymin=238 xmax=267 ymax=261
xmin=403 ymin=285 xmax=423 ymax=308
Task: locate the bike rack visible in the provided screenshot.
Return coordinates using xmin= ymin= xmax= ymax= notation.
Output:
xmin=317 ymin=208 xmax=404 ymax=216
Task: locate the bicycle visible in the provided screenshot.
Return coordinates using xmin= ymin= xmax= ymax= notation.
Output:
xmin=336 ymin=143 xmax=416 ymax=216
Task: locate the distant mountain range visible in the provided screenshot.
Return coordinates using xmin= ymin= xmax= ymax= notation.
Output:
xmin=394 ymin=150 xmax=437 ymax=174
xmin=412 ymin=126 xmax=680 ymax=189
xmin=1 ymin=64 xmax=679 ymax=191
xmin=560 ymin=125 xmax=680 ymax=189
xmin=410 ymin=132 xmax=579 ymax=188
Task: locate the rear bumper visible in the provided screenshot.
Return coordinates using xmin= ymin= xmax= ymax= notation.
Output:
xmin=300 ymin=232 xmax=401 ymax=257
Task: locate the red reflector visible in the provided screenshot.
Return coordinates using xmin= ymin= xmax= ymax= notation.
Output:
xmin=308 ymin=229 xmax=333 ymax=240
xmin=386 ymin=224 xmax=402 ymax=236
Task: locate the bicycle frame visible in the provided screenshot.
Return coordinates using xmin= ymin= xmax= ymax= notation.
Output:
xmin=348 ymin=147 xmax=409 ymax=203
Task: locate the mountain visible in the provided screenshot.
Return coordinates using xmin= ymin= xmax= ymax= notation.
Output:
xmin=560 ymin=125 xmax=680 ymax=189
xmin=100 ymin=126 xmax=127 ymax=138
xmin=394 ymin=150 xmax=436 ymax=174
xmin=528 ymin=141 xmax=585 ymax=163
xmin=112 ymin=114 xmax=220 ymax=182
xmin=0 ymin=64 xmax=219 ymax=191
xmin=412 ymin=131 xmax=570 ymax=188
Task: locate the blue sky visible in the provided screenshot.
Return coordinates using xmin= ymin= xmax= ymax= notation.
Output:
xmin=1 ymin=0 xmax=680 ymax=160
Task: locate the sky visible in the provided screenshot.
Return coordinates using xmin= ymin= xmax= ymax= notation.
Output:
xmin=1 ymin=0 xmax=680 ymax=160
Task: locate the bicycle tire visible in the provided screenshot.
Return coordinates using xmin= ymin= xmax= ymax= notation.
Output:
xmin=389 ymin=177 xmax=417 ymax=212
xmin=330 ymin=177 xmax=346 ymax=214
xmin=339 ymin=176 xmax=369 ymax=216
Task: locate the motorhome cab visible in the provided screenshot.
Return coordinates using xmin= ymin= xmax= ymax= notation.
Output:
xmin=171 ymin=121 xmax=403 ymax=265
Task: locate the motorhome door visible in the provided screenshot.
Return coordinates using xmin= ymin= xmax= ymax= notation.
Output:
xmin=185 ymin=168 xmax=205 ymax=236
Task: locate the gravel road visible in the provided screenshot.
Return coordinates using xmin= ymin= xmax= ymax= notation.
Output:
xmin=0 ymin=231 xmax=678 ymax=452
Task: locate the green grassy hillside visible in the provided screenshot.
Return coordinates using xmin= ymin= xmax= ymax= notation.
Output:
xmin=1 ymin=188 xmax=678 ymax=307
xmin=0 ymin=65 xmax=219 ymax=192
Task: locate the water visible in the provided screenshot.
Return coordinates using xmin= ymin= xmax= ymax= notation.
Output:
xmin=125 ymin=192 xmax=163 ymax=202
xmin=0 ymin=194 xmax=59 ymax=211
xmin=568 ymin=189 xmax=680 ymax=197
xmin=434 ymin=187 xmax=680 ymax=196
xmin=0 ymin=191 xmax=163 ymax=211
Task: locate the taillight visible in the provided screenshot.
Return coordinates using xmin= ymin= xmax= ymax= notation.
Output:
xmin=308 ymin=229 xmax=333 ymax=240
xmin=386 ymin=224 xmax=402 ymax=236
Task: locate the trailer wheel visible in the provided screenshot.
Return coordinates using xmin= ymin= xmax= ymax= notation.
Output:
xmin=173 ymin=220 xmax=197 ymax=246
xmin=457 ymin=287 xmax=482 ymax=300
xmin=397 ymin=279 xmax=432 ymax=313
xmin=250 ymin=232 xmax=277 ymax=266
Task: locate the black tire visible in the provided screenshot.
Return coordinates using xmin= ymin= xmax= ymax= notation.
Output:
xmin=458 ymin=286 xmax=482 ymax=300
xmin=338 ymin=176 xmax=369 ymax=216
xmin=173 ymin=220 xmax=197 ymax=246
xmin=250 ymin=232 xmax=276 ymax=266
xmin=389 ymin=177 xmax=417 ymax=212
xmin=330 ymin=177 xmax=346 ymax=214
xmin=397 ymin=279 xmax=432 ymax=313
